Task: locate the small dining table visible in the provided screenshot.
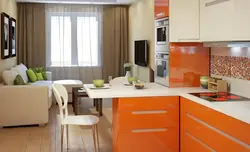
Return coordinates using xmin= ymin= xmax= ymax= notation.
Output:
xmin=72 ymin=87 xmax=103 ymax=116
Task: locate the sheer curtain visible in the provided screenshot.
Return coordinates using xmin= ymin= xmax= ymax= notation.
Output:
xmin=45 ymin=4 xmax=103 ymax=83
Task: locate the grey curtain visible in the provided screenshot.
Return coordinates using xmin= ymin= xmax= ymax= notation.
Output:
xmin=17 ymin=3 xmax=46 ymax=68
xmin=102 ymin=6 xmax=129 ymax=82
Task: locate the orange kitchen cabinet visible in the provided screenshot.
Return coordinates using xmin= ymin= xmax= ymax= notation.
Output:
xmin=113 ymin=96 xmax=179 ymax=152
xmin=181 ymin=130 xmax=212 ymax=152
xmin=155 ymin=0 xmax=169 ymax=19
xmin=180 ymin=97 xmax=250 ymax=152
xmin=118 ymin=109 xmax=178 ymax=130
xmin=117 ymin=128 xmax=177 ymax=152
xmin=117 ymin=96 xmax=178 ymax=111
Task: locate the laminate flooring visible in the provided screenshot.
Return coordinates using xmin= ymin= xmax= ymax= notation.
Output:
xmin=0 ymin=98 xmax=113 ymax=152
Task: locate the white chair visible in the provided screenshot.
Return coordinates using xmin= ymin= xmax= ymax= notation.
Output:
xmin=52 ymin=83 xmax=100 ymax=152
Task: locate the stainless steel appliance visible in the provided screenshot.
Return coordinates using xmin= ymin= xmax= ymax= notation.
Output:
xmin=155 ymin=17 xmax=169 ymax=53
xmin=155 ymin=53 xmax=169 ymax=86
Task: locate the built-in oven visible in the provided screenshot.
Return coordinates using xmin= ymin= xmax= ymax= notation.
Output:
xmin=155 ymin=17 xmax=169 ymax=53
xmin=155 ymin=53 xmax=169 ymax=86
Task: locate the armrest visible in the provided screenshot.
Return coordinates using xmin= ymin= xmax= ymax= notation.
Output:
xmin=46 ymin=71 xmax=52 ymax=81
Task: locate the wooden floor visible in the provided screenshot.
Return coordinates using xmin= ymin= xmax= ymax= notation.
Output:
xmin=0 ymin=99 xmax=113 ymax=152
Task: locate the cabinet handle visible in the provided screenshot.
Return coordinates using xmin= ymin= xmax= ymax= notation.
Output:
xmin=132 ymin=128 xmax=167 ymax=133
xmin=178 ymin=38 xmax=200 ymax=41
xmin=185 ymin=131 xmax=216 ymax=152
xmin=132 ymin=110 xmax=167 ymax=115
xmin=205 ymin=0 xmax=230 ymax=7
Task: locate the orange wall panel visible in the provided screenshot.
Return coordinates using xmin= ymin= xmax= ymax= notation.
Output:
xmin=169 ymin=43 xmax=210 ymax=88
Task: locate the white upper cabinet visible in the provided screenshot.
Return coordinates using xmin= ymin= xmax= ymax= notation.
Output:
xmin=200 ymin=0 xmax=234 ymax=41
xmin=169 ymin=0 xmax=250 ymax=42
xmin=233 ymin=0 xmax=250 ymax=41
xmin=200 ymin=0 xmax=250 ymax=41
xmin=169 ymin=0 xmax=200 ymax=42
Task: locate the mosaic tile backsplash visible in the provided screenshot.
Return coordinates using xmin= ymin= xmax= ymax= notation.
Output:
xmin=211 ymin=48 xmax=250 ymax=80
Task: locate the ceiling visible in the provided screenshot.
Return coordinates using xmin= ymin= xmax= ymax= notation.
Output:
xmin=16 ymin=0 xmax=136 ymax=4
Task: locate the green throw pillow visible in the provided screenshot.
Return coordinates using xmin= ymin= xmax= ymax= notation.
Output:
xmin=14 ymin=75 xmax=26 ymax=85
xmin=32 ymin=66 xmax=47 ymax=80
xmin=36 ymin=72 xmax=44 ymax=81
xmin=26 ymin=69 xmax=37 ymax=82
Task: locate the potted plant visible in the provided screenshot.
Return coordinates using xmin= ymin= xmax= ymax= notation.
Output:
xmin=124 ymin=63 xmax=133 ymax=77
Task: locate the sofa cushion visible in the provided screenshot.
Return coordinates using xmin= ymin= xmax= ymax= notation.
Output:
xmin=2 ymin=70 xmax=19 ymax=85
xmin=27 ymin=69 xmax=37 ymax=82
xmin=11 ymin=63 xmax=29 ymax=83
xmin=14 ymin=75 xmax=26 ymax=85
xmin=29 ymin=81 xmax=53 ymax=98
xmin=32 ymin=66 xmax=47 ymax=80
xmin=36 ymin=73 xmax=44 ymax=81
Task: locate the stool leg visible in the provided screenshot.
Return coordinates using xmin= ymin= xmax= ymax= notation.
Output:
xmin=96 ymin=124 xmax=100 ymax=149
xmin=92 ymin=125 xmax=97 ymax=152
xmin=66 ymin=125 xmax=69 ymax=150
xmin=93 ymin=99 xmax=96 ymax=107
xmin=61 ymin=125 xmax=64 ymax=152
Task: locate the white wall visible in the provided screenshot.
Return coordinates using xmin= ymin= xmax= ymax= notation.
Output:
xmin=129 ymin=0 xmax=155 ymax=82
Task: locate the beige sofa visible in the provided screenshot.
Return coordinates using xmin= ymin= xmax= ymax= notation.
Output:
xmin=0 ymin=64 xmax=52 ymax=127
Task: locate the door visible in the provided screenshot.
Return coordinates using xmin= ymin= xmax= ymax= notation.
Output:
xmin=155 ymin=19 xmax=169 ymax=52
xmin=169 ymin=0 xmax=200 ymax=42
xmin=200 ymin=0 xmax=234 ymax=41
xmin=157 ymin=26 xmax=167 ymax=44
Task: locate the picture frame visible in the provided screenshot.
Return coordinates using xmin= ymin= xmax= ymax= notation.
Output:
xmin=9 ymin=17 xmax=16 ymax=57
xmin=1 ymin=12 xmax=10 ymax=59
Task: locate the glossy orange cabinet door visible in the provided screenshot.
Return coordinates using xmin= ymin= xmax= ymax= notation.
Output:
xmin=181 ymin=131 xmax=212 ymax=152
xmin=113 ymin=97 xmax=179 ymax=152
xmin=180 ymin=97 xmax=250 ymax=152
xmin=117 ymin=96 xmax=179 ymax=111
xmin=118 ymin=109 xmax=178 ymax=130
xmin=181 ymin=97 xmax=250 ymax=145
xmin=155 ymin=0 xmax=169 ymax=19
xmin=117 ymin=128 xmax=178 ymax=152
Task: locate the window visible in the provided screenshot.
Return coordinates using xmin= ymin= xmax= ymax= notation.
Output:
xmin=47 ymin=13 xmax=101 ymax=67
xmin=77 ymin=17 xmax=99 ymax=66
xmin=51 ymin=16 xmax=71 ymax=66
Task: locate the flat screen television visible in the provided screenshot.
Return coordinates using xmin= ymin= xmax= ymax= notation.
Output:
xmin=134 ymin=40 xmax=148 ymax=67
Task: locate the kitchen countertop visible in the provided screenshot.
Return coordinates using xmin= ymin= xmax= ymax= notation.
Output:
xmin=83 ymin=83 xmax=250 ymax=124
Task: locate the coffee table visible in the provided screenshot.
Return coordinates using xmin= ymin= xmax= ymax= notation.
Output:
xmin=72 ymin=87 xmax=103 ymax=116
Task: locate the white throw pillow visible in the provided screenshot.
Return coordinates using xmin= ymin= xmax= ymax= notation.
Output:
xmin=2 ymin=70 xmax=19 ymax=85
xmin=11 ymin=63 xmax=28 ymax=83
